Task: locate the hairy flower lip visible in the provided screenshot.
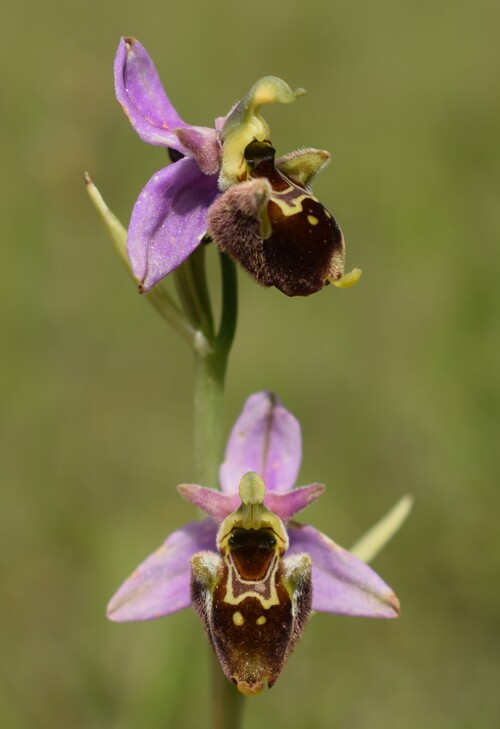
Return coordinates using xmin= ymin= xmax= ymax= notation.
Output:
xmin=107 ymin=391 xmax=400 ymax=623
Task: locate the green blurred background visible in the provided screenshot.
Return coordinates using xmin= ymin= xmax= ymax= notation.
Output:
xmin=2 ymin=0 xmax=499 ymax=726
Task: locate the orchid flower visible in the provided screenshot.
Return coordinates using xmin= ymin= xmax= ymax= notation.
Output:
xmin=107 ymin=392 xmax=399 ymax=695
xmin=115 ymin=38 xmax=360 ymax=296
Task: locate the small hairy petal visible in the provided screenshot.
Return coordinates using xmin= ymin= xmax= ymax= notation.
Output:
xmin=178 ymin=483 xmax=324 ymax=523
xmin=275 ymin=147 xmax=331 ymax=189
xmin=127 ymin=157 xmax=220 ymax=291
xmin=219 ymin=391 xmax=302 ymax=495
xmin=265 ymin=484 xmax=325 ymax=520
xmin=288 ymin=523 xmax=400 ymax=618
xmin=175 ymin=126 xmax=221 ymax=176
xmin=177 ymin=484 xmax=239 ymax=521
xmin=107 ymin=519 xmax=217 ymax=622
xmin=114 ymin=37 xmax=189 ymax=150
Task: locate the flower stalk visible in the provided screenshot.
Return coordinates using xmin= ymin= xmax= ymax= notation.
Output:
xmin=190 ymin=252 xmax=242 ymax=728
xmin=192 ymin=254 xmax=237 ymax=488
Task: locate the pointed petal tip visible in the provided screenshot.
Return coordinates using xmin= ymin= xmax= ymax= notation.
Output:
xmin=106 ymin=593 xmax=131 ymax=623
xmin=106 ymin=592 xmax=171 ymax=622
xmin=386 ymin=591 xmax=401 ymax=618
xmin=309 ymin=483 xmax=325 ymax=496
xmin=249 ymin=77 xmax=306 ymax=107
xmin=176 ymin=482 xmax=203 ymax=502
xmin=265 ymin=483 xmax=326 ymax=520
xmin=114 ymin=36 xmax=188 ymax=149
xmin=177 ymin=483 xmax=239 ymax=521
xmin=105 ymin=596 xmax=165 ymax=623
xmin=289 ymin=523 xmax=402 ymax=619
xmin=106 ymin=602 xmax=119 ymax=622
xmin=105 ymin=520 xmax=217 ymax=623
xmin=276 ymin=148 xmax=331 ymax=188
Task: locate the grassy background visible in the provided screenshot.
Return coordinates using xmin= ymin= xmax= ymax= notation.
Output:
xmin=2 ymin=0 xmax=499 ymax=727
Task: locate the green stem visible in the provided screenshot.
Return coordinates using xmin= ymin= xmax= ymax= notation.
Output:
xmin=216 ymin=252 xmax=239 ymax=352
xmin=210 ymin=670 xmax=245 ymax=729
xmin=193 ymin=349 xmax=228 ymax=488
xmin=193 ymin=252 xmax=238 ymax=486
xmin=192 ymin=252 xmax=244 ymax=728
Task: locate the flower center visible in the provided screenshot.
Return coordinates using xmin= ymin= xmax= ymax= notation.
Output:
xmin=216 ymin=471 xmax=289 ymax=552
xmin=219 ymin=76 xmax=305 ymax=190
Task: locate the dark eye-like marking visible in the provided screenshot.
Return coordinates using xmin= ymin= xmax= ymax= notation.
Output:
xmin=228 ymin=528 xmax=277 ymax=551
xmin=244 ymin=140 xmax=276 ymax=169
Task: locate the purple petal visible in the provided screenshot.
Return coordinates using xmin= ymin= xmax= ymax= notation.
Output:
xmin=107 ymin=519 xmax=217 ymax=622
xmin=175 ymin=126 xmax=221 ymax=176
xmin=288 ymin=523 xmax=400 ymax=618
xmin=114 ymin=37 xmax=189 ymax=149
xmin=265 ymin=483 xmax=325 ymax=520
xmin=177 ymin=484 xmax=239 ymax=521
xmin=127 ymin=157 xmax=220 ymax=291
xmin=220 ymin=391 xmax=302 ymax=495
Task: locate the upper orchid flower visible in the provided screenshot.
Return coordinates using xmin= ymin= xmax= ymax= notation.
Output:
xmin=115 ymin=38 xmax=361 ymax=296
xmin=107 ymin=392 xmax=400 ymax=695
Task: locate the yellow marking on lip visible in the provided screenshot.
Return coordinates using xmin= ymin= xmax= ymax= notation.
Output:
xmin=256 ymin=616 xmax=267 ymax=625
xmin=271 ymin=192 xmax=309 ymax=217
xmin=223 ymin=552 xmax=281 ymax=609
xmin=232 ymin=611 xmax=245 ymax=626
xmin=307 ymin=215 xmax=319 ymax=226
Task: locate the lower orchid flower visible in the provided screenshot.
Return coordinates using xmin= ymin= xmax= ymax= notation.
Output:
xmin=107 ymin=392 xmax=400 ymax=695
xmin=115 ymin=38 xmax=361 ymax=296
